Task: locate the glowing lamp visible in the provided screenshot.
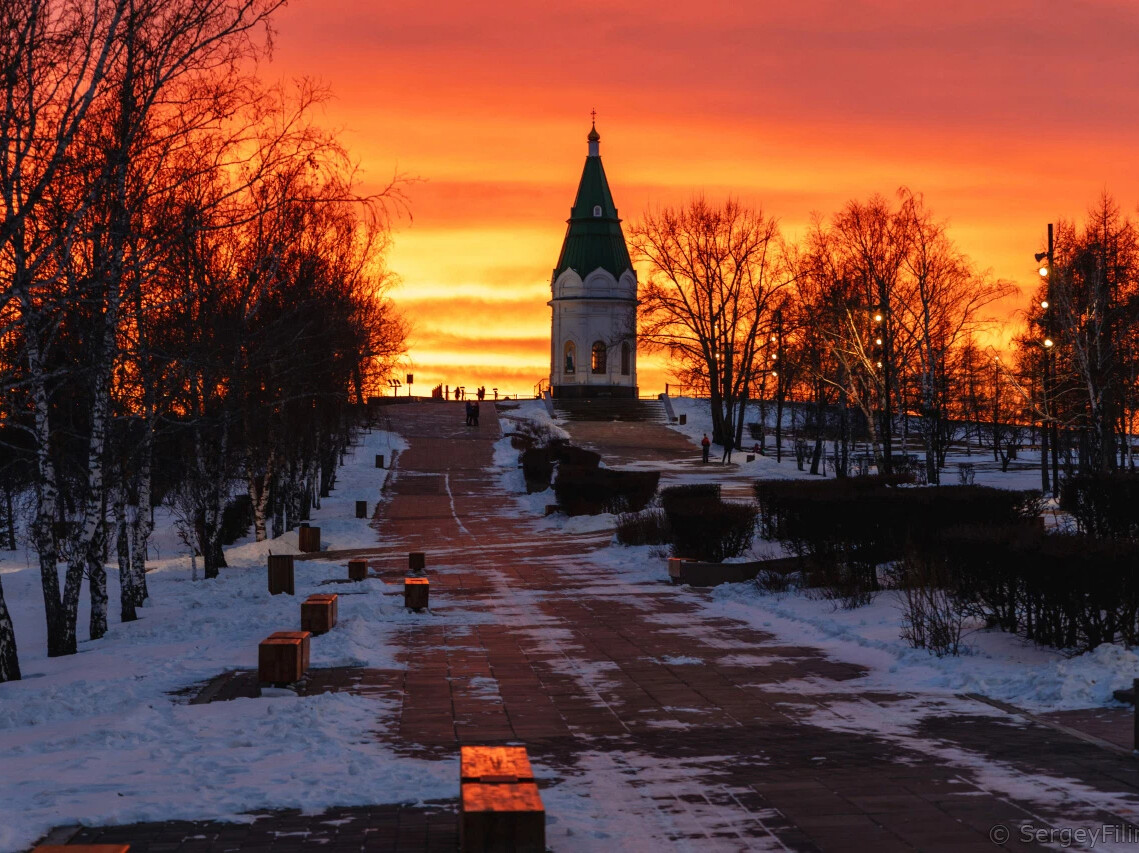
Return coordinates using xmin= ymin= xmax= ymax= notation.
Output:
xmin=1040 ymin=300 xmax=1049 ymax=309
xmin=1044 ymin=338 xmax=1054 ymax=348
xmin=1038 ymin=266 xmax=1050 ymax=278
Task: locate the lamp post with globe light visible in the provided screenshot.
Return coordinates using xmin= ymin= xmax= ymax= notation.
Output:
xmin=1035 ymin=223 xmax=1059 ymax=495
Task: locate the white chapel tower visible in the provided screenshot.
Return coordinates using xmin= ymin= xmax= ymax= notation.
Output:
xmin=548 ymin=121 xmax=638 ymax=399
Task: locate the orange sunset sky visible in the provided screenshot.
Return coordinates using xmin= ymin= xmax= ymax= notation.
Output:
xmin=268 ymin=0 xmax=1139 ymax=397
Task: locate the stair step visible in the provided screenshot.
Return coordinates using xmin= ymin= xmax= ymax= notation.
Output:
xmin=553 ymin=399 xmax=669 ymax=423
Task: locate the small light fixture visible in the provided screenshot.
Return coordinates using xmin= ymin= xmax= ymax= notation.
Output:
xmin=875 ymin=337 xmax=883 ymax=346
xmin=1040 ymin=300 xmax=1049 ymax=309
xmin=1044 ymin=338 xmax=1054 ymax=348
xmin=874 ymin=313 xmax=884 ymax=323
xmin=1038 ymin=265 xmax=1049 ymax=278
xmin=876 ymin=361 xmax=883 ymax=368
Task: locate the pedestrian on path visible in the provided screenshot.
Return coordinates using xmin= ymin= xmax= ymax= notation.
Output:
xmin=464 ymin=400 xmax=473 ymax=426
xmin=472 ymin=400 xmax=480 ymax=426
xmin=701 ymin=434 xmax=710 ymax=463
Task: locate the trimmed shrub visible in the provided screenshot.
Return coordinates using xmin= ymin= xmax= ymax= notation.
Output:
xmin=552 ymin=465 xmax=659 ymax=516
xmin=1060 ymin=474 xmax=1139 ymax=539
xmin=548 ymin=440 xmax=601 ymax=469
xmin=667 ymin=500 xmax=758 ymax=563
xmin=753 ymin=478 xmax=1040 ymax=604
xmin=660 ymin=484 xmax=722 ymax=518
xmin=933 ymin=527 xmax=1139 ymax=652
xmin=615 ymin=508 xmax=671 ymax=546
xmin=521 ymin=446 xmax=554 ymax=493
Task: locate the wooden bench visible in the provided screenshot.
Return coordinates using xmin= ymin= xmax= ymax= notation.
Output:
xmin=668 ymin=555 xmax=801 ymax=587
xmin=404 ymin=577 xmax=429 ymax=611
xmin=267 ymin=554 xmax=294 ymax=596
xmin=375 ymin=453 xmax=385 ymax=468
xmin=298 ymin=525 xmax=321 ymax=553
xmin=347 ymin=558 xmax=368 ymax=581
xmin=460 ymin=746 xmax=544 ymax=853
xmin=33 ymin=847 xmax=130 ymax=853
xmin=355 ymin=500 xmax=368 ymax=519
xmin=301 ymin=594 xmax=338 ymax=634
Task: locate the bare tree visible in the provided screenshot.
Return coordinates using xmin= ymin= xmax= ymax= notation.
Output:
xmin=632 ymin=197 xmax=790 ymax=454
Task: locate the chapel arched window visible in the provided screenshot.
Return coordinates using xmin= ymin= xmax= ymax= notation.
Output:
xmin=564 ymin=341 xmax=576 ymax=374
xmin=591 ymin=341 xmax=607 ymax=374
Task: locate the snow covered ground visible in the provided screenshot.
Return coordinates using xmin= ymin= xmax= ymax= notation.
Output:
xmin=0 ymin=427 xmax=475 ymax=853
xmin=0 ymin=397 xmax=1133 ymax=851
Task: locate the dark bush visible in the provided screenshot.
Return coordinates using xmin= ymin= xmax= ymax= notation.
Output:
xmin=552 ymin=465 xmax=660 ymax=516
xmin=1060 ymin=474 xmax=1139 ymax=539
xmin=755 ymin=478 xmax=1038 ymax=561
xmin=219 ymin=494 xmax=253 ymax=546
xmin=932 ymin=527 xmax=1139 ymax=652
xmin=548 ymin=439 xmax=601 ymax=469
xmin=521 ymin=446 xmax=554 ymax=493
xmin=615 ymin=508 xmax=671 ymax=546
xmin=667 ymin=500 xmax=758 ymax=563
xmin=753 ymin=478 xmax=1040 ymax=603
xmin=660 ymin=483 xmax=722 ymax=514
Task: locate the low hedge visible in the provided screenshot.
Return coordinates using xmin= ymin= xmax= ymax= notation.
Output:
xmin=552 ymin=465 xmax=659 ymax=516
xmin=1059 ymin=473 xmax=1139 ymax=539
xmin=667 ymin=499 xmax=758 ymax=563
xmin=660 ymin=483 xmax=721 ymax=514
xmin=615 ymin=508 xmax=671 ymax=546
xmin=754 ymin=477 xmax=1040 ymax=565
xmin=930 ymin=527 xmax=1139 ymax=651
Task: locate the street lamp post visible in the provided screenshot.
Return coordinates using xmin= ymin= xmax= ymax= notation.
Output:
xmin=871 ymin=304 xmax=893 ymax=475
xmin=1036 ymin=223 xmax=1059 ymax=496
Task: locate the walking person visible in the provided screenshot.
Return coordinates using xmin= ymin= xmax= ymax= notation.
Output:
xmin=701 ymin=433 xmax=711 ymax=463
xmin=473 ymin=400 xmax=480 ymax=426
xmin=464 ymin=400 xmax=472 ymax=426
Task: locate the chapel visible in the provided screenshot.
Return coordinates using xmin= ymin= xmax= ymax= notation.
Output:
xmin=548 ymin=121 xmax=638 ymax=399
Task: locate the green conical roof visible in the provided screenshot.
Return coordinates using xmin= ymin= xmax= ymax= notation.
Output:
xmin=553 ymin=127 xmax=632 ymax=280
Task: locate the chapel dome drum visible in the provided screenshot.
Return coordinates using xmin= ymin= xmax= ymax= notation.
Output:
xmin=548 ymin=122 xmax=638 ymax=399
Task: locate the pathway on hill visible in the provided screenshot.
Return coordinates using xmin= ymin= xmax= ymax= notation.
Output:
xmin=66 ymin=401 xmax=1139 ymax=852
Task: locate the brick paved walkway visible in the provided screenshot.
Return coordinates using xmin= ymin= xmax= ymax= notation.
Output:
xmin=46 ymin=401 xmax=1139 ymax=851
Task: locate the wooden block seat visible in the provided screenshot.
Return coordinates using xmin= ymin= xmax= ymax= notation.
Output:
xmin=298 ymin=525 xmax=321 ymax=553
xmin=268 ymin=630 xmax=311 ymax=670
xmin=409 ymin=551 xmax=426 ymax=572
xmin=267 ymin=554 xmax=295 ymax=595
xmin=301 ymin=594 xmax=338 ymax=634
xmin=258 ymin=635 xmax=307 ymax=685
xmin=348 ymin=558 xmax=368 ymax=581
xmin=461 ymin=782 xmax=545 ymax=853
xmin=33 ymin=847 xmax=130 ymax=853
xmin=404 ymin=577 xmax=429 ymax=611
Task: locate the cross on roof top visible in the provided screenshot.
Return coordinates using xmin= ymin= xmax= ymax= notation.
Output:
xmin=590 ymin=108 xmax=597 ymax=123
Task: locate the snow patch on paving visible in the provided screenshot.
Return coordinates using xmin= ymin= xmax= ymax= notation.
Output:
xmin=802 ymin=694 xmax=1139 ymax=844
xmin=538 ymin=749 xmax=782 ymax=852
